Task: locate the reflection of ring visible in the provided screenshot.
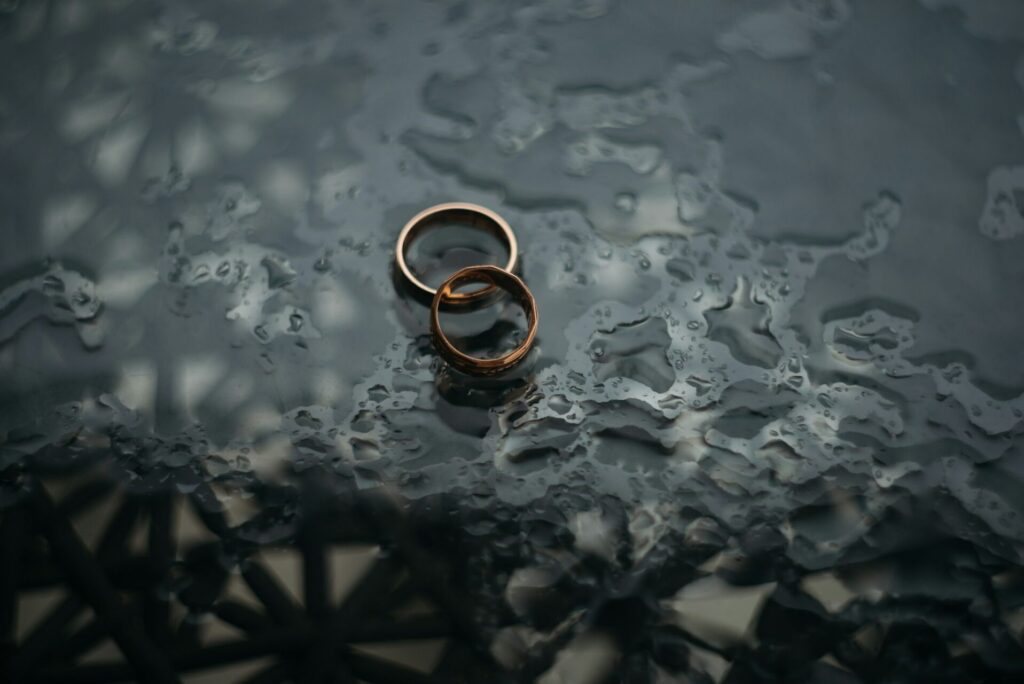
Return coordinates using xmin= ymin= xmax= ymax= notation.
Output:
xmin=430 ymin=265 xmax=538 ymax=376
xmin=395 ymin=202 xmax=518 ymax=305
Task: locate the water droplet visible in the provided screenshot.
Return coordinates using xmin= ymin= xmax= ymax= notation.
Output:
xmin=614 ymin=192 xmax=637 ymax=214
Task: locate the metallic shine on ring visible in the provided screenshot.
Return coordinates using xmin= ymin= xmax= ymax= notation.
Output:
xmin=395 ymin=202 xmax=518 ymax=305
xmin=430 ymin=265 xmax=538 ymax=376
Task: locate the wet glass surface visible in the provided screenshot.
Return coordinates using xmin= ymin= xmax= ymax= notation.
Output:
xmin=2 ymin=0 xmax=1024 ymax=682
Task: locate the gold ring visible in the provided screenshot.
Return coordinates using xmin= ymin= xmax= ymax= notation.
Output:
xmin=430 ymin=265 xmax=538 ymax=376
xmin=395 ymin=202 xmax=518 ymax=305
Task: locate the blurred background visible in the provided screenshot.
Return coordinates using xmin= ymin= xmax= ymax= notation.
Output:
xmin=1 ymin=0 xmax=1024 ymax=682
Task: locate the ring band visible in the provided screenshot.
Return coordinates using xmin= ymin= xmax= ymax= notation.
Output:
xmin=430 ymin=265 xmax=538 ymax=376
xmin=396 ymin=202 xmax=518 ymax=305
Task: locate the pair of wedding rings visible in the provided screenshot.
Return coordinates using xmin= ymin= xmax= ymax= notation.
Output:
xmin=395 ymin=203 xmax=539 ymax=376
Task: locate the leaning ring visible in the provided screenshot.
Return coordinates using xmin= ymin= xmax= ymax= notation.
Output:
xmin=395 ymin=202 xmax=518 ymax=306
xmin=430 ymin=265 xmax=538 ymax=376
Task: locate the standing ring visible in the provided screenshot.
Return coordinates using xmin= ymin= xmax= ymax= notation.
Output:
xmin=430 ymin=265 xmax=538 ymax=376
xmin=395 ymin=202 xmax=518 ymax=306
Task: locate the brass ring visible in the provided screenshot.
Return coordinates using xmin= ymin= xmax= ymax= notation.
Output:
xmin=430 ymin=265 xmax=538 ymax=376
xmin=395 ymin=202 xmax=518 ymax=305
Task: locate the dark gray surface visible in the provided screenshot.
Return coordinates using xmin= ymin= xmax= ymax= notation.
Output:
xmin=1 ymin=1 xmax=1024 ymax=681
